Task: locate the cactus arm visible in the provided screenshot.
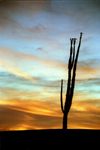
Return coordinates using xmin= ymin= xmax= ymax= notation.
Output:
xmin=67 ymin=39 xmax=73 ymax=97
xmin=72 ymin=41 xmax=75 ymax=66
xmin=60 ymin=79 xmax=64 ymax=113
xmin=75 ymin=32 xmax=82 ymax=63
xmin=73 ymin=32 xmax=82 ymax=79
xmin=70 ymin=32 xmax=82 ymax=99
xmin=71 ymin=40 xmax=76 ymax=69
xmin=68 ymin=39 xmax=73 ymax=70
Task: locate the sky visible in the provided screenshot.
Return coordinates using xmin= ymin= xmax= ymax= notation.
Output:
xmin=0 ymin=0 xmax=100 ymax=131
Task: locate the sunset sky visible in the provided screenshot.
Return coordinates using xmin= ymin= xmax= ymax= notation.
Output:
xmin=0 ymin=0 xmax=100 ymax=130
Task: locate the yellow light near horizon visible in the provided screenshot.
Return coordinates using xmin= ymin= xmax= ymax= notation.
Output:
xmin=71 ymin=105 xmax=86 ymax=111
xmin=35 ymin=108 xmax=52 ymax=113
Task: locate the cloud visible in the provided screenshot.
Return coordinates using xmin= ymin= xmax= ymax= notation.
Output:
xmin=0 ymin=1 xmax=51 ymax=44
xmin=0 ymin=106 xmax=62 ymax=131
xmin=68 ymin=99 xmax=100 ymax=129
xmin=76 ymin=77 xmax=100 ymax=88
xmin=68 ymin=110 xmax=100 ymax=129
xmin=0 ymin=50 xmax=35 ymax=82
xmin=76 ymin=59 xmax=100 ymax=79
xmin=36 ymin=47 xmax=44 ymax=51
xmin=0 ymin=97 xmax=100 ymax=130
xmin=0 ymin=1 xmax=47 ymax=17
xmin=0 ymin=97 xmax=61 ymax=117
xmin=0 ymin=48 xmax=68 ymax=81
xmin=0 ymin=99 xmax=62 ymax=131
xmin=0 ymin=71 xmax=60 ymax=90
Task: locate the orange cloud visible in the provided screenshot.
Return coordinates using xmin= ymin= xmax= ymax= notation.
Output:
xmin=0 ymin=99 xmax=61 ymax=117
xmin=77 ymin=65 xmax=99 ymax=79
xmin=0 ymin=97 xmax=100 ymax=130
xmin=0 ymin=99 xmax=62 ymax=131
xmin=76 ymin=59 xmax=100 ymax=79
xmin=68 ymin=99 xmax=100 ymax=129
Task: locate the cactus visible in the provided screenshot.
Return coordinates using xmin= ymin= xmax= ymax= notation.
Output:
xmin=60 ymin=32 xmax=83 ymax=129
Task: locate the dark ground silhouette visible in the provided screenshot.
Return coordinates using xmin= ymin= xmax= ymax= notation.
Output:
xmin=0 ymin=129 xmax=99 ymax=149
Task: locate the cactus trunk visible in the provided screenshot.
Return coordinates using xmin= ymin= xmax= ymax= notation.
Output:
xmin=63 ymin=111 xmax=68 ymax=130
xmin=60 ymin=32 xmax=83 ymax=130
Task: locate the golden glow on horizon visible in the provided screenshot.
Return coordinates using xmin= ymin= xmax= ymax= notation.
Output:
xmin=0 ymin=98 xmax=100 ymax=130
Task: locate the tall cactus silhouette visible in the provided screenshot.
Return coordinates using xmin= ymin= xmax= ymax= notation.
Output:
xmin=60 ymin=32 xmax=83 ymax=129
